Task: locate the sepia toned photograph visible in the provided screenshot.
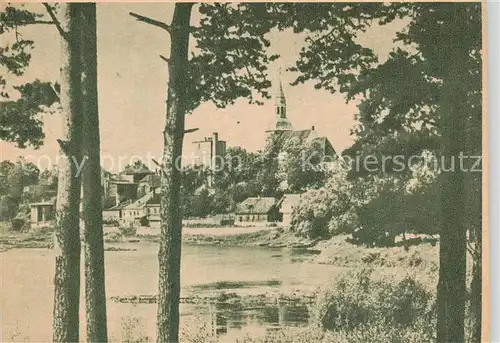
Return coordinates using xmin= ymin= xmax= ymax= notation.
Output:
xmin=0 ymin=2 xmax=486 ymax=343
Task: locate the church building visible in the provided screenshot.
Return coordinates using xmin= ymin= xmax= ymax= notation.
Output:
xmin=266 ymin=76 xmax=337 ymax=158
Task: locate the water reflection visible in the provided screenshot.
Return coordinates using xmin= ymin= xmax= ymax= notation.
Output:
xmin=203 ymin=298 xmax=310 ymax=340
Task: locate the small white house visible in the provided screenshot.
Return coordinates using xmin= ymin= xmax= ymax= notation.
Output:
xmin=278 ymin=194 xmax=302 ymax=226
xmin=29 ymin=201 xmax=56 ymax=229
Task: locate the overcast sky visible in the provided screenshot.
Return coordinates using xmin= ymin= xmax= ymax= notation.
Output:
xmin=1 ymin=3 xmax=402 ymax=172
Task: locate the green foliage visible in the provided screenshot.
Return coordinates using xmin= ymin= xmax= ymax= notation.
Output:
xmin=290 ymin=167 xmax=354 ymax=239
xmin=290 ymin=152 xmax=441 ymax=245
xmin=255 ymin=134 xmax=282 ymax=197
xmin=119 ymin=224 xmax=136 ymax=237
xmin=186 ymin=3 xmax=280 ymax=112
xmin=181 ymin=165 xmax=210 ymax=195
xmin=312 ymin=269 xmax=435 ymax=338
xmin=355 ymin=180 xmax=439 ymax=245
xmin=0 ymin=194 xmax=21 ymax=221
xmin=228 ymin=270 xmax=436 ymax=343
xmin=0 ymin=160 xmax=15 ymax=195
xmin=11 ymin=217 xmax=26 ymax=231
xmin=122 ymin=160 xmax=150 ymax=174
xmin=277 ymin=136 xmax=329 ymax=193
xmin=0 ymin=158 xmax=42 ymax=220
xmin=1 ymin=6 xmax=60 ymax=148
xmin=182 ymin=134 xmax=331 ymax=218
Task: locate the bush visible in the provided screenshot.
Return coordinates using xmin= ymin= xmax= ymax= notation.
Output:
xmin=103 ymin=219 xmax=119 ymax=226
xmin=119 ymin=224 xmax=136 ymax=236
xmin=289 ymin=168 xmax=357 ymax=240
xmin=120 ymin=316 xmax=151 ymax=343
xmin=11 ymin=217 xmax=26 ymax=231
xmin=312 ymin=269 xmax=435 ymax=337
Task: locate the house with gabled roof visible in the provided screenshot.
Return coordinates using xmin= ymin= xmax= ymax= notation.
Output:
xmin=121 ymin=191 xmax=155 ymax=226
xmin=234 ymin=197 xmax=280 ymax=226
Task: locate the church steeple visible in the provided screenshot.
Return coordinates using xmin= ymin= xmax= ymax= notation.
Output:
xmin=268 ymin=68 xmax=293 ymax=132
xmin=275 ymin=68 xmax=287 ymax=119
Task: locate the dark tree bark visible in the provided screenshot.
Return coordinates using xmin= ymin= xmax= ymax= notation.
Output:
xmin=436 ymin=80 xmax=467 ymax=343
xmin=81 ymin=4 xmax=108 ymax=342
xmin=436 ymin=6 xmax=469 ymax=342
xmin=156 ymin=3 xmax=193 ymax=343
xmin=52 ymin=4 xmax=83 ymax=342
xmin=469 ymin=225 xmax=482 ymax=343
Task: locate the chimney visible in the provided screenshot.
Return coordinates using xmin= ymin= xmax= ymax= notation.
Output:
xmin=311 ymin=125 xmax=315 ymax=131
xmin=212 ymin=132 xmax=218 ymax=142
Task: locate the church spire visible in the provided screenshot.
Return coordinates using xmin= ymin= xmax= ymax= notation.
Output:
xmin=269 ymin=68 xmax=293 ymax=132
xmin=275 ymin=68 xmax=287 ymax=119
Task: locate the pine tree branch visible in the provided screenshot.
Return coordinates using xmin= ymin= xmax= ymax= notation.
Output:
xmin=56 ymin=139 xmax=70 ymax=155
xmin=32 ymin=20 xmax=56 ymax=24
xmin=152 ymin=159 xmax=163 ymax=168
xmin=42 ymin=3 xmax=67 ymax=39
xmin=3 ymin=20 xmax=55 ymax=25
xmin=159 ymin=55 xmax=169 ymax=63
xmin=129 ymin=12 xmax=170 ymax=33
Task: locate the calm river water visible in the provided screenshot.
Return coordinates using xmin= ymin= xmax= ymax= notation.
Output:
xmin=1 ymin=242 xmax=347 ymax=342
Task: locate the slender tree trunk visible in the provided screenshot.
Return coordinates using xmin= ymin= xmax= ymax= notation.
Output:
xmin=436 ymin=6 xmax=468 ymax=342
xmin=52 ymin=4 xmax=83 ymax=342
xmin=157 ymin=3 xmax=193 ymax=343
xmin=81 ymin=4 xmax=108 ymax=342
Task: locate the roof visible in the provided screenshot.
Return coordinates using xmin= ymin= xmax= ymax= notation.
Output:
xmin=145 ymin=193 xmax=161 ymax=206
xmin=107 ymin=179 xmax=138 ymax=185
xmin=275 ymin=129 xmax=337 ymax=157
xmin=30 ymin=197 xmax=56 ymax=207
xmin=311 ymin=136 xmax=337 ymax=157
xmin=29 ymin=201 xmax=54 ymax=207
xmin=277 ymin=194 xmax=302 ymax=212
xmin=123 ymin=167 xmax=154 ymax=175
xmin=235 ymin=197 xmax=276 ymax=215
xmin=279 ymin=129 xmax=315 ymax=141
xmin=123 ymin=192 xmax=154 ymax=210
xmin=104 ymin=200 xmax=131 ymax=211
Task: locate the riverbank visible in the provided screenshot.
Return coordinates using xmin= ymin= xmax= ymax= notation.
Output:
xmin=0 ymin=223 xmax=442 ymax=272
xmin=0 ymin=222 xmax=447 ymax=283
xmin=0 ymin=223 xmax=53 ymax=252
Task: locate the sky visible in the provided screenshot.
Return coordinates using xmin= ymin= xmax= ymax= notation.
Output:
xmin=1 ymin=3 xmax=402 ymax=172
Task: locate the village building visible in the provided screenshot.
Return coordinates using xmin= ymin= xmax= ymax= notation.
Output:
xmin=103 ymin=167 xmax=160 ymax=208
xmin=192 ymin=132 xmax=227 ymax=187
xmin=102 ymin=201 xmax=130 ymax=221
xmin=29 ymin=200 xmax=56 ymax=229
xmin=277 ymin=194 xmax=302 ymax=226
xmin=105 ymin=179 xmax=139 ymax=206
xmin=121 ymin=188 xmax=161 ymax=227
xmin=121 ymin=192 xmax=152 ymax=226
xmin=234 ymin=197 xmax=280 ymax=226
xmin=144 ymin=193 xmax=161 ymax=228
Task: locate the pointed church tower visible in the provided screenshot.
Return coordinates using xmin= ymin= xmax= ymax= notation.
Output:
xmin=272 ymin=69 xmax=293 ymax=132
xmin=275 ymin=76 xmax=287 ymax=118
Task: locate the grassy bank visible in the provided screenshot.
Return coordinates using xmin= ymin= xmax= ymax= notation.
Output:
xmin=0 ymin=222 xmax=53 ymax=252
